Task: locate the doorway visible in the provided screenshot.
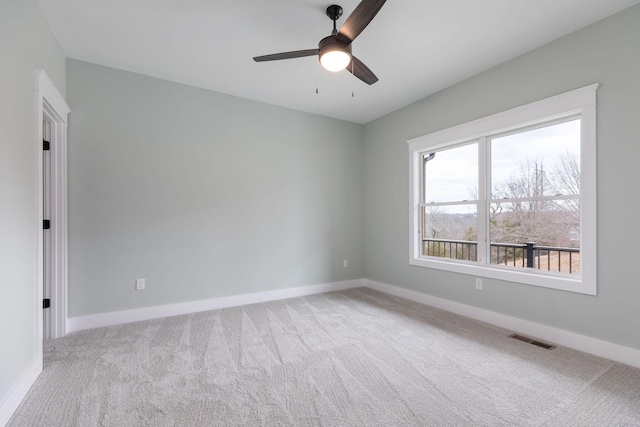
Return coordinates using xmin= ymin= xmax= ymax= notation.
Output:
xmin=37 ymin=69 xmax=70 ymax=342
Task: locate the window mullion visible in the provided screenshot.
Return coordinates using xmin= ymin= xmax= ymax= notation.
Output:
xmin=421 ymin=200 xmax=478 ymax=208
xmin=490 ymin=195 xmax=580 ymax=203
xmin=477 ymin=137 xmax=488 ymax=265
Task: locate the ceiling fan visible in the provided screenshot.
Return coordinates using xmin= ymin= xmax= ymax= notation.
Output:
xmin=253 ymin=0 xmax=387 ymax=85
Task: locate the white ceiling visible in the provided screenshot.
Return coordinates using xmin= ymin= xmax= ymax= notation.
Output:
xmin=38 ymin=0 xmax=640 ymax=124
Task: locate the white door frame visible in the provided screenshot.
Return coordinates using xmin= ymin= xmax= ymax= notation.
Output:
xmin=36 ymin=69 xmax=70 ymax=344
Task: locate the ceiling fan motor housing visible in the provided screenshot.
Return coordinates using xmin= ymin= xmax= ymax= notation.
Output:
xmin=318 ymin=36 xmax=352 ymax=58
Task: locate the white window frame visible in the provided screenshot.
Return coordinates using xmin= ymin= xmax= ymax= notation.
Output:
xmin=408 ymin=85 xmax=598 ymax=295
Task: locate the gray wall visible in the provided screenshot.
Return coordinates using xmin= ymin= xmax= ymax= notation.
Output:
xmin=0 ymin=0 xmax=66 ymax=411
xmin=363 ymin=4 xmax=640 ymax=350
xmin=66 ymin=60 xmax=364 ymax=317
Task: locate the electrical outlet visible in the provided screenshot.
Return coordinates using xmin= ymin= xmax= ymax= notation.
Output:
xmin=343 ymin=260 xmax=348 ymax=268
xmin=136 ymin=278 xmax=145 ymax=291
xmin=475 ymin=278 xmax=483 ymax=290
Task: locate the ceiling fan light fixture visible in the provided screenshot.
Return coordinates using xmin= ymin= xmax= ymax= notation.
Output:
xmin=318 ymin=36 xmax=352 ymax=72
xmin=320 ymin=50 xmax=351 ymax=72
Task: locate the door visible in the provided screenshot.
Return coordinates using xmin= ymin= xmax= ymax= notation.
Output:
xmin=43 ymin=119 xmax=52 ymax=339
xmin=38 ymin=70 xmax=70 ymax=341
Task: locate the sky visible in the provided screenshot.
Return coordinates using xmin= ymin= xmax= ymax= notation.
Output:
xmin=424 ymin=119 xmax=581 ymax=205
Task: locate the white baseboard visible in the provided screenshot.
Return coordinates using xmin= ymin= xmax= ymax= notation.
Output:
xmin=65 ymin=277 xmax=640 ymax=369
xmin=0 ymin=358 xmax=42 ymax=427
xmin=67 ymin=279 xmax=363 ymax=333
xmin=364 ymin=279 xmax=640 ymax=369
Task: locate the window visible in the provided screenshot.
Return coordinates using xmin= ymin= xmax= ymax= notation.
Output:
xmin=408 ymin=85 xmax=597 ymax=295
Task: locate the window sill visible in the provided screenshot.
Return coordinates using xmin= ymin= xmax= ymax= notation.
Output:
xmin=410 ymin=256 xmax=595 ymax=295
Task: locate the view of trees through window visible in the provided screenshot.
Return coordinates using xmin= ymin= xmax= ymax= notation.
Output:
xmin=421 ymin=119 xmax=581 ymax=275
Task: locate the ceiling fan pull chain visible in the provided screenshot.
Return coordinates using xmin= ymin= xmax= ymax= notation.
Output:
xmin=316 ymin=59 xmax=320 ymax=94
xmin=351 ymin=58 xmax=355 ymax=97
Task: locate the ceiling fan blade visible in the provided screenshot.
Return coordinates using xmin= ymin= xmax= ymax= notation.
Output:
xmin=253 ymin=49 xmax=319 ymax=62
xmin=347 ymin=56 xmax=378 ymax=85
xmin=336 ymin=0 xmax=387 ymax=44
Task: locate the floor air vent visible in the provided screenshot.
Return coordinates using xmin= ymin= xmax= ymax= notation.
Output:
xmin=509 ymin=334 xmax=556 ymax=350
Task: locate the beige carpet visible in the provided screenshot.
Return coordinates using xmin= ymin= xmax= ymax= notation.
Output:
xmin=9 ymin=288 xmax=640 ymax=426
